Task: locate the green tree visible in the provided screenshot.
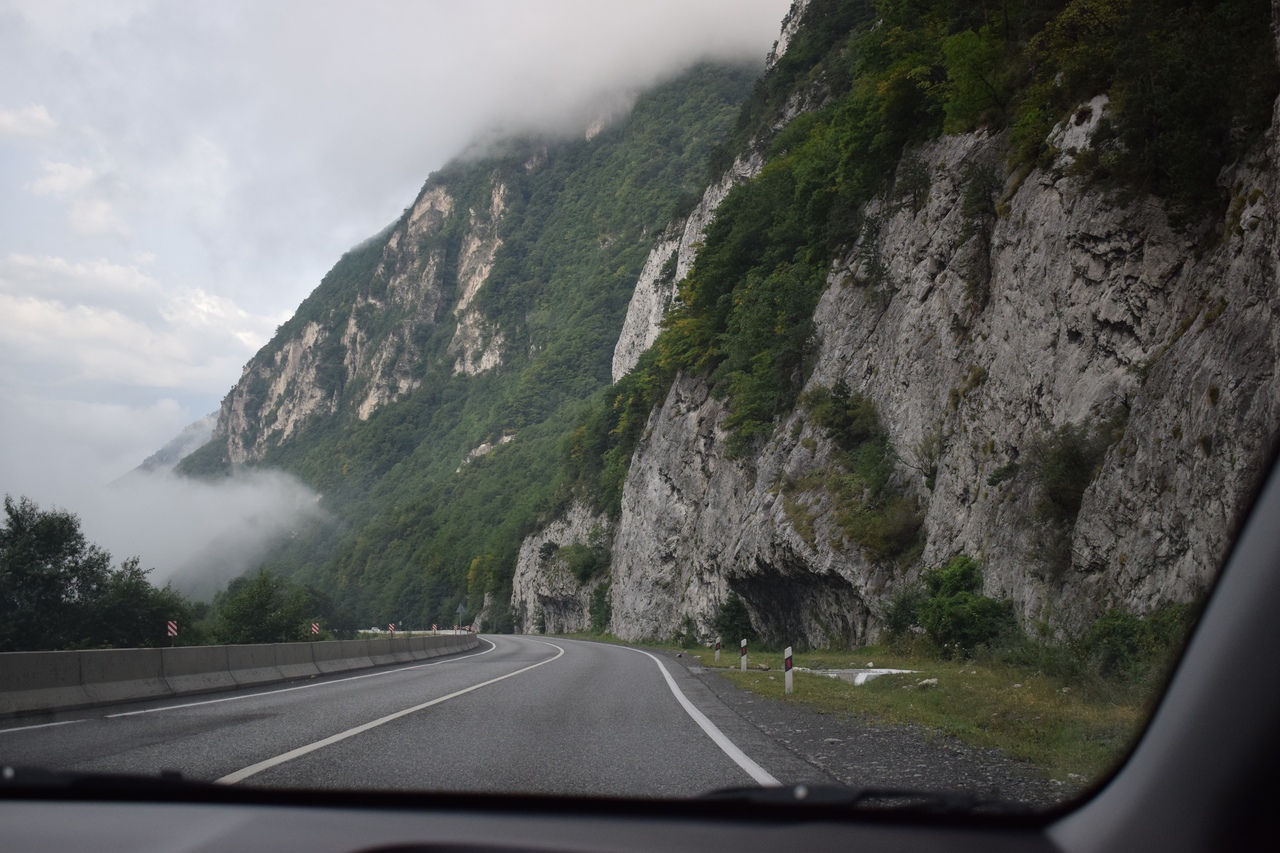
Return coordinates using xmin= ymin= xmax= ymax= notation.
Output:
xmin=210 ymin=569 xmax=314 ymax=644
xmin=0 ymin=495 xmax=192 ymax=651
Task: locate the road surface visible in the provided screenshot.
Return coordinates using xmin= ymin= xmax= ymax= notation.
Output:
xmin=0 ymin=636 xmax=824 ymax=797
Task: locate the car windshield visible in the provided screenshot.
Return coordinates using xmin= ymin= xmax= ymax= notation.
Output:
xmin=2 ymin=0 xmax=1277 ymax=814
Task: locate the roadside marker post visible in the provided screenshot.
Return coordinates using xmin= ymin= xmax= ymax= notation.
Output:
xmin=784 ymin=646 xmax=794 ymax=694
xmin=311 ymin=622 xmax=320 ymax=636
xmin=167 ymin=620 xmax=178 ymax=647
xmin=740 ymin=638 xmax=747 ymax=672
xmin=714 ymin=637 xmax=721 ymax=665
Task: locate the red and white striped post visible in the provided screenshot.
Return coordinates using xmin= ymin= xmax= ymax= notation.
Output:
xmin=740 ymin=638 xmax=747 ymax=672
xmin=714 ymin=636 xmax=721 ymax=665
xmin=388 ymin=623 xmax=395 ymax=634
xmin=784 ymin=646 xmax=794 ymax=694
xmin=431 ymin=623 xmax=438 ymax=635
xmin=311 ymin=622 xmax=320 ymax=636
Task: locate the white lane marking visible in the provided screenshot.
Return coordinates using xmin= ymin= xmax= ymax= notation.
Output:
xmin=626 ymin=647 xmax=780 ymax=787
xmin=106 ymin=638 xmax=497 ymax=719
xmin=216 ymin=640 xmax=565 ymax=785
xmin=0 ymin=718 xmax=85 ymax=735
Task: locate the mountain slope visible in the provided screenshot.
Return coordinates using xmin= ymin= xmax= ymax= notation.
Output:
xmin=179 ymin=62 xmax=759 ymax=629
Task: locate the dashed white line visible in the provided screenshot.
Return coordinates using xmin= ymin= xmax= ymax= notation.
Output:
xmin=216 ymin=639 xmax=565 ymax=785
xmin=625 ymin=647 xmax=780 ymax=787
xmin=106 ymin=638 xmax=497 ymax=718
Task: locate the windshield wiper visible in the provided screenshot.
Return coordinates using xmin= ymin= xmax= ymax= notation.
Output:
xmin=699 ymin=783 xmax=1033 ymax=817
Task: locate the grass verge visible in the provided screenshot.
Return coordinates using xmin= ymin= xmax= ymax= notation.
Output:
xmin=553 ymin=634 xmax=1150 ymax=784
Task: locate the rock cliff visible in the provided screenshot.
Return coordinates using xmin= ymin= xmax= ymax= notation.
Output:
xmin=516 ymin=43 xmax=1280 ymax=645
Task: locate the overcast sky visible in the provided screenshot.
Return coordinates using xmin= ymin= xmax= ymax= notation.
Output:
xmin=0 ymin=0 xmax=791 ymax=586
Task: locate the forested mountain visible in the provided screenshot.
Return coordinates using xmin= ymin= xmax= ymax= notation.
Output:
xmin=179 ymin=63 xmax=758 ymax=631
xmin=184 ymin=0 xmax=1280 ymax=648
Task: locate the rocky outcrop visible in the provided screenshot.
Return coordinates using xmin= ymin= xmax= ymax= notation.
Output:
xmin=206 ymin=171 xmax=512 ymax=463
xmin=449 ymin=182 xmax=508 ymax=376
xmin=512 ymin=502 xmax=611 ymax=634
xmin=612 ymin=152 xmax=764 ymax=381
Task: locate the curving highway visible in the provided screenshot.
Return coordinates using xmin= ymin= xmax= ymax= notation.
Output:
xmin=0 ymin=636 xmax=826 ymax=797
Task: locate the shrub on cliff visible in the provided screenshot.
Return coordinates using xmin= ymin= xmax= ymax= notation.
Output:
xmin=918 ymin=555 xmax=1017 ymax=658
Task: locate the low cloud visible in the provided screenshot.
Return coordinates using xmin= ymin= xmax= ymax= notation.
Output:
xmin=0 ymin=103 xmax=57 ymax=137
xmin=89 ymin=468 xmax=327 ymax=598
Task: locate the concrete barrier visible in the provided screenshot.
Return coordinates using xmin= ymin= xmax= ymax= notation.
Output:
xmin=312 ymin=640 xmax=374 ymax=674
xmin=0 ymin=651 xmax=91 ymax=716
xmin=80 ymin=648 xmax=170 ymax=705
xmin=0 ymin=634 xmax=482 ymax=718
xmin=366 ymin=638 xmax=398 ymax=666
xmin=162 ymin=646 xmax=234 ymax=695
xmin=275 ymin=642 xmax=321 ymax=679
xmin=389 ymin=638 xmax=415 ymax=663
xmin=226 ymin=644 xmax=283 ymax=687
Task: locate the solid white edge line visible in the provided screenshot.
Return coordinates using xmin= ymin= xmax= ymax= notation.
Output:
xmin=216 ymin=639 xmax=565 ymax=785
xmin=0 ymin=718 xmax=85 ymax=735
xmin=106 ymin=638 xmax=497 ymax=718
xmin=626 ymin=647 xmax=780 ymax=787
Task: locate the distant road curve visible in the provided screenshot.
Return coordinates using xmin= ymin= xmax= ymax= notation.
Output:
xmin=0 ymin=636 xmax=820 ymax=797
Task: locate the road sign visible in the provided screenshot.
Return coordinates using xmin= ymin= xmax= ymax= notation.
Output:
xmin=167 ymin=621 xmax=178 ymax=638
xmin=784 ymin=646 xmax=794 ymax=694
xmin=311 ymin=623 xmax=319 ymax=635
xmin=432 ymin=623 xmax=438 ymax=632
xmin=388 ymin=623 xmax=395 ymax=633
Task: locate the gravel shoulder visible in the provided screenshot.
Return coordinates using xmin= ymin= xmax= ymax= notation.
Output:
xmin=653 ymin=648 xmax=1085 ymax=808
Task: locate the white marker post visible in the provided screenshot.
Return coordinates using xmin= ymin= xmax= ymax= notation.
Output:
xmin=740 ymin=638 xmax=747 ymax=672
xmin=714 ymin=636 xmax=721 ymax=664
xmin=784 ymin=646 xmax=794 ymax=694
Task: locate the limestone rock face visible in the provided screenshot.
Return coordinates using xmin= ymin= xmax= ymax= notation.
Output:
xmin=518 ymin=106 xmax=1280 ymax=645
xmin=208 ymin=172 xmax=511 ymax=464
xmin=512 ymin=502 xmax=611 ymax=635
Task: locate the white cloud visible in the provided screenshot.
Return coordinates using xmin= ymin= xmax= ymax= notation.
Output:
xmin=68 ymin=195 xmax=131 ymax=237
xmin=0 ymin=253 xmax=280 ymax=391
xmin=25 ymin=159 xmax=97 ymax=196
xmin=0 ymin=103 xmax=57 ymax=136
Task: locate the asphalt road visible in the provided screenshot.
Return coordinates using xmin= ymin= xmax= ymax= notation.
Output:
xmin=0 ymin=636 xmax=826 ymax=798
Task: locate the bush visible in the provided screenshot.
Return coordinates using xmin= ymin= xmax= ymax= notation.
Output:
xmin=917 ymin=556 xmax=1017 ymax=658
xmin=589 ymin=581 xmax=612 ymax=634
xmin=712 ymin=591 xmax=758 ymax=645
xmin=883 ymin=585 xmax=926 ymax=637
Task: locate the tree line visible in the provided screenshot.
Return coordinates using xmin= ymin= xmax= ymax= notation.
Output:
xmin=0 ymin=495 xmax=356 ymax=652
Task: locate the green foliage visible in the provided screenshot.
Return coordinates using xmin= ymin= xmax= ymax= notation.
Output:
xmin=712 ymin=591 xmax=758 ymax=645
xmin=796 ymin=383 xmax=924 ymax=563
xmin=588 ymin=580 xmax=612 ymax=633
xmin=883 ymin=584 xmax=927 ymax=637
xmin=917 ymin=555 xmax=1017 ymax=657
xmin=1030 ymin=410 xmax=1127 ymax=526
xmin=208 ymin=569 xmax=318 ymax=645
xmin=0 ymin=495 xmax=196 ymax=651
xmin=1087 ymin=602 xmax=1199 ymax=679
